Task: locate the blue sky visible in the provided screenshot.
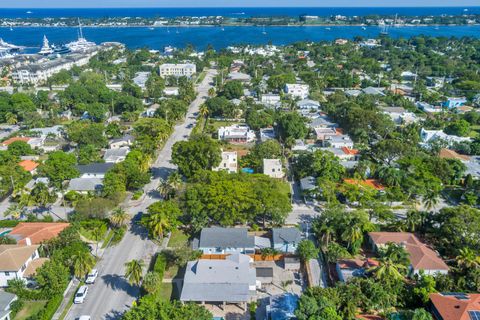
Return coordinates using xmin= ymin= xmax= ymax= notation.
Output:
xmin=2 ymin=0 xmax=480 ymax=8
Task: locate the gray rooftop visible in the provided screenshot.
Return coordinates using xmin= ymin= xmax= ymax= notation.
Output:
xmin=180 ymin=253 xmax=255 ymax=302
xmin=299 ymin=176 xmax=316 ymax=191
xmin=272 ymin=228 xmax=302 ymax=246
xmin=76 ymin=163 xmax=114 ymax=175
xmin=0 ymin=292 xmax=16 ymax=314
xmin=68 ymin=178 xmax=103 ymax=192
xmin=103 ymin=148 xmax=129 ymax=159
xmin=198 ymin=227 xmax=255 ymax=249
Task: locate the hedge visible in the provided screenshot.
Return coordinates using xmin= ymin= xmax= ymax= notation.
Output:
xmin=0 ymin=220 xmax=19 ymax=228
xmin=153 ymin=252 xmax=167 ymax=281
xmin=38 ymin=294 xmax=63 ymax=320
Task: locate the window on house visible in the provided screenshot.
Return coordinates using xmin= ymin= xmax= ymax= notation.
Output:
xmin=5 ymin=272 xmax=10 ymax=276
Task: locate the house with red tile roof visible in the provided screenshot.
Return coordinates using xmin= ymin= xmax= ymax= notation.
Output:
xmin=429 ymin=293 xmax=480 ymax=320
xmin=8 ymin=222 xmax=70 ymax=245
xmin=368 ymin=232 xmax=449 ymax=277
xmin=18 ymin=160 xmax=39 ymax=174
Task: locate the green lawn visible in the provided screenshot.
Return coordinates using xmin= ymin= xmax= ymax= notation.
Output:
xmin=14 ymin=300 xmax=47 ymax=320
xmin=168 ymin=230 xmax=189 ymax=248
xmin=157 ymin=283 xmax=173 ymax=301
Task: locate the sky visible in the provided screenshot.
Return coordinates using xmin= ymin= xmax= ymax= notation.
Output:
xmin=2 ymin=0 xmax=480 ymax=8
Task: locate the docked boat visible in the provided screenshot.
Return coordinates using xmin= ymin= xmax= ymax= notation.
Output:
xmin=66 ymin=20 xmax=96 ymax=53
xmin=38 ymin=35 xmax=54 ymax=55
xmin=0 ymin=38 xmax=22 ymax=59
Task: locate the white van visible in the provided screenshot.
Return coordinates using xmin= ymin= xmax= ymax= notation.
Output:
xmin=74 ymin=285 xmax=89 ymax=304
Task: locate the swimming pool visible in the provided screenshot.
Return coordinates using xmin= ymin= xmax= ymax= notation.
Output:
xmin=0 ymin=229 xmax=11 ymax=237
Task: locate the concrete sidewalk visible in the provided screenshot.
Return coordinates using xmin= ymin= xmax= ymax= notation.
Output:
xmin=52 ymin=278 xmax=80 ymax=320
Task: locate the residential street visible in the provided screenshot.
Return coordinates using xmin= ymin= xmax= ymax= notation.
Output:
xmin=65 ymin=68 xmax=217 ymax=320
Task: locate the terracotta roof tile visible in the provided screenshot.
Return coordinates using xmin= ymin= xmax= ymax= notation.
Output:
xmin=368 ymin=232 xmax=449 ymax=272
xmin=430 ymin=293 xmax=480 ymax=320
xmin=9 ymin=222 xmax=70 ymax=245
xmin=18 ymin=160 xmax=39 ymax=172
xmin=23 ymin=258 xmax=49 ymax=277
xmin=343 ymin=179 xmax=385 ymax=191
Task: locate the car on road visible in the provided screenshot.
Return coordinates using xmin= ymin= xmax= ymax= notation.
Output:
xmin=85 ymin=269 xmax=98 ymax=284
xmin=186 ymin=123 xmax=194 ymax=128
xmin=77 ymin=316 xmax=91 ymax=320
xmin=74 ymin=285 xmax=89 ymax=304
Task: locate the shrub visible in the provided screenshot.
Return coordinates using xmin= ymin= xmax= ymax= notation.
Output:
xmin=110 ymin=226 xmax=126 ymax=245
xmin=38 ymin=294 xmax=63 ymax=320
xmin=132 ymin=190 xmax=143 ymax=200
xmin=0 ymin=220 xmax=19 ymax=228
xmin=9 ymin=299 xmax=24 ymax=318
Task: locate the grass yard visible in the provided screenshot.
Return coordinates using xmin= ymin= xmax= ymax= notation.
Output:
xmin=14 ymin=300 xmax=47 ymax=320
xmin=168 ymin=230 xmax=189 ymax=248
xmin=157 ymin=283 xmax=173 ymax=301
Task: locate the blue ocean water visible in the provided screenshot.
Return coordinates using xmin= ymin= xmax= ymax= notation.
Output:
xmin=1 ymin=7 xmax=480 ymax=19
xmin=1 ymin=25 xmax=479 ymax=51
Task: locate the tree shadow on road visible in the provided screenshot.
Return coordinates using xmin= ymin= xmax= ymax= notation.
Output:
xmin=101 ymin=274 xmax=139 ymax=298
xmin=128 ymin=217 xmax=150 ymax=240
xmin=104 ymin=310 xmax=125 ymax=320
xmin=151 ymin=166 xmax=175 ymax=180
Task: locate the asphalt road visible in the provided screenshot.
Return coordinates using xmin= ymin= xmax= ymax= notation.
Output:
xmin=65 ymin=68 xmax=217 ymax=320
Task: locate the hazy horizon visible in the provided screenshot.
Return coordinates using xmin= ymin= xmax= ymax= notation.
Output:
xmin=3 ymin=0 xmax=480 ymax=9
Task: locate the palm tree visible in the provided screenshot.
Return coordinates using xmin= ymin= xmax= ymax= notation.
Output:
xmin=422 ymin=191 xmax=439 ymax=211
xmin=142 ymin=271 xmax=161 ymax=294
xmin=72 ymin=252 xmax=96 ymax=279
xmin=109 ymin=208 xmax=130 ymax=228
xmin=199 ymin=104 xmax=209 ymax=119
xmin=456 ymin=247 xmax=480 ymax=269
xmin=124 ymin=259 xmax=145 ymax=286
xmin=207 ymin=87 xmax=216 ymax=97
xmin=91 ymin=227 xmax=104 ymax=257
xmin=157 ymin=179 xmax=172 ymax=199
xmin=369 ymin=242 xmax=409 ymax=282
xmin=405 ymin=210 xmax=425 ymax=232
xmin=341 ymin=222 xmax=363 ymax=252
xmin=167 ymin=171 xmax=182 ymax=193
xmin=5 ymin=112 xmax=17 ymax=125
xmin=317 ymin=223 xmax=335 ymax=248
xmin=144 ymin=213 xmax=170 ymax=239
xmin=370 ymin=255 xmax=407 ymax=283
xmin=4 ymin=204 xmax=23 ymax=219
xmin=377 ymin=166 xmax=403 ymax=187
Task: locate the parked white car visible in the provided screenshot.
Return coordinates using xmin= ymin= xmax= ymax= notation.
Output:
xmin=78 ymin=316 xmax=91 ymax=320
xmin=74 ymin=285 xmax=89 ymax=304
xmin=85 ymin=269 xmax=98 ymax=284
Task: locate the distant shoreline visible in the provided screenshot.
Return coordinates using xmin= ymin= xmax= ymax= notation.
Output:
xmin=3 ymin=23 xmax=480 ymax=28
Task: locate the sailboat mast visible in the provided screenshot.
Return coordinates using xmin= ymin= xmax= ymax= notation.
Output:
xmin=78 ymin=18 xmax=84 ymax=39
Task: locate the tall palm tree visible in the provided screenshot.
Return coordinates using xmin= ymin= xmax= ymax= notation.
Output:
xmin=317 ymin=223 xmax=335 ymax=248
xmin=167 ymin=171 xmax=182 ymax=193
xmin=405 ymin=210 xmax=424 ymax=232
xmin=144 ymin=213 xmax=170 ymax=239
xmin=72 ymin=252 xmax=96 ymax=279
xmin=91 ymin=227 xmax=104 ymax=257
xmin=157 ymin=179 xmax=172 ymax=199
xmin=109 ymin=208 xmax=130 ymax=228
xmin=199 ymin=104 xmax=209 ymax=119
xmin=456 ymin=247 xmax=480 ymax=269
xmin=341 ymin=222 xmax=363 ymax=252
xmin=124 ymin=259 xmax=145 ymax=286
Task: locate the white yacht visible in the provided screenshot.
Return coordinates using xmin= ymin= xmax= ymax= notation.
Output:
xmin=66 ymin=20 xmax=96 ymax=53
xmin=0 ymin=38 xmax=21 ymax=58
xmin=39 ymin=35 xmax=54 ymax=55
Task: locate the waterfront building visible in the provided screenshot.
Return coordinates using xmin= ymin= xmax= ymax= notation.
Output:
xmin=159 ymin=63 xmax=196 ymax=78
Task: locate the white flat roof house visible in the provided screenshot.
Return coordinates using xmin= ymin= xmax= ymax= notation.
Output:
xmin=133 ymin=72 xmax=150 ymax=89
xmin=213 ymin=151 xmax=238 ymax=174
xmin=420 ymin=128 xmax=471 ymax=146
xmin=285 ymin=84 xmax=309 ymax=100
xmin=218 ymin=124 xmax=256 ymax=144
xmin=159 ymin=63 xmax=196 ymax=78
xmin=261 ymin=94 xmax=281 ymax=106
xmin=263 ymin=159 xmax=284 ymax=179
xmin=180 ymin=253 xmax=256 ymax=308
